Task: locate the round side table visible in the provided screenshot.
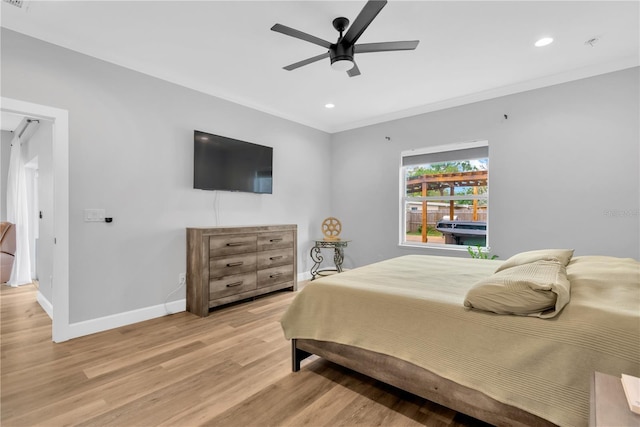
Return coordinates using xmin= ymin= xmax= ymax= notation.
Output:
xmin=310 ymin=239 xmax=350 ymax=280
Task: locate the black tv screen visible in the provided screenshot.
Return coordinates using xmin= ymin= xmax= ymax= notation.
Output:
xmin=194 ymin=130 xmax=273 ymax=194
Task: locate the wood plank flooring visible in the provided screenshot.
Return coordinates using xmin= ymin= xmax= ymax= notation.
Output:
xmin=1 ymin=283 xmax=490 ymax=426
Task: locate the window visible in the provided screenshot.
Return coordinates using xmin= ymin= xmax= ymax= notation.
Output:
xmin=400 ymin=141 xmax=489 ymax=249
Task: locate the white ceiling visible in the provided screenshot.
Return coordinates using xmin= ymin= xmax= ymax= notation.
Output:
xmin=1 ymin=1 xmax=638 ymax=133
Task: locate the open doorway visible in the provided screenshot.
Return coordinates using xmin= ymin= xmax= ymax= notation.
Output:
xmin=1 ymin=116 xmax=54 ymax=309
xmin=1 ymin=97 xmax=69 ymax=342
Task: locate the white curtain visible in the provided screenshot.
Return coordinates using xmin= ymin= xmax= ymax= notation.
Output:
xmin=6 ymin=118 xmax=39 ymax=286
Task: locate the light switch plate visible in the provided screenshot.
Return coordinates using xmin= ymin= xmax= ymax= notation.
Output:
xmin=84 ymin=209 xmax=105 ymax=222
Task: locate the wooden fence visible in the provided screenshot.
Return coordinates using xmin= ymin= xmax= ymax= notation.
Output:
xmin=406 ymin=210 xmax=487 ymax=233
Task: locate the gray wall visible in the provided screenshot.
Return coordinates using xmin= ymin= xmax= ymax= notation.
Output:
xmin=330 ymin=67 xmax=640 ymax=267
xmin=1 ymin=29 xmax=333 ymax=323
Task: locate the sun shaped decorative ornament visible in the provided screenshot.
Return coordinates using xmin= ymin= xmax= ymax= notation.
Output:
xmin=321 ymin=217 xmax=342 ymax=241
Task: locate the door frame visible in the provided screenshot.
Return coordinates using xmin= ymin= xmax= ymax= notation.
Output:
xmin=2 ymin=97 xmax=70 ymax=342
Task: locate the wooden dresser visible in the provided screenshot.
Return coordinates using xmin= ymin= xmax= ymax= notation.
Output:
xmin=186 ymin=224 xmax=297 ymax=317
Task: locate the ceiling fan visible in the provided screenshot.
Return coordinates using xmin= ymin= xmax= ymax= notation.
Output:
xmin=271 ymin=0 xmax=419 ymax=77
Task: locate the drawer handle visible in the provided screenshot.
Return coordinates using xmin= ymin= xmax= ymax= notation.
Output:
xmin=226 ymin=281 xmax=243 ymax=288
xmin=226 ymin=242 xmax=244 ymax=247
xmin=269 ymin=273 xmax=283 ymax=279
xmin=269 ymin=238 xmax=283 ymax=243
xmin=269 ymin=256 xmax=283 ymax=261
xmin=226 ymin=262 xmax=244 ymax=267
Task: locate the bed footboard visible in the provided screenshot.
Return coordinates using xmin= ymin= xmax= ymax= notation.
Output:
xmin=292 ymin=338 xmax=556 ymax=427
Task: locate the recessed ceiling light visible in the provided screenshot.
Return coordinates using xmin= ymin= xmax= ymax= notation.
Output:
xmin=534 ymin=37 xmax=554 ymax=47
xmin=325 ymin=103 xmax=335 ymax=109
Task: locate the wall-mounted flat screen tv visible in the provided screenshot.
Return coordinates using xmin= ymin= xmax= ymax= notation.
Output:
xmin=194 ymin=130 xmax=273 ymax=194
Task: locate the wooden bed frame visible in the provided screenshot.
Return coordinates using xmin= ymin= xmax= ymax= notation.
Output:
xmin=292 ymin=338 xmax=557 ymax=427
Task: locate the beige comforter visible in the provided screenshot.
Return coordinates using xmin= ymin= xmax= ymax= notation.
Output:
xmin=281 ymin=255 xmax=640 ymax=427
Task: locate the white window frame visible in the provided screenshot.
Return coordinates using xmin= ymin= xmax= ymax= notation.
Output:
xmin=399 ymin=140 xmax=489 ymax=251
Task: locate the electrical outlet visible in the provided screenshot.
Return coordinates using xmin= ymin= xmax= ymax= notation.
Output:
xmin=179 ymin=273 xmax=186 ymax=285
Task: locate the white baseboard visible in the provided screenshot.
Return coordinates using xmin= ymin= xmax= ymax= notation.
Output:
xmin=64 ymin=299 xmax=186 ymax=341
xmin=58 ymin=272 xmax=311 ymax=341
xmin=37 ymin=291 xmax=53 ymax=320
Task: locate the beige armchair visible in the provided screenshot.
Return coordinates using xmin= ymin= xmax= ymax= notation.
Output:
xmin=1 ymin=222 xmax=16 ymax=283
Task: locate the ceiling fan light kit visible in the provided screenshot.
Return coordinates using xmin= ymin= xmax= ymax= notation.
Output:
xmin=271 ymin=0 xmax=419 ymax=77
xmin=330 ymin=44 xmax=355 ymax=71
xmin=331 ymin=59 xmax=355 ymax=72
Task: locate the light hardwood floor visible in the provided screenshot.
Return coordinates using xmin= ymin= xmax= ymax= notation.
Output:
xmin=1 ymin=283 xmax=489 ymax=427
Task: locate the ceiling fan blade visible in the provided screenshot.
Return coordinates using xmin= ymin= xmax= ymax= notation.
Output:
xmin=271 ymin=23 xmax=332 ymax=49
xmin=342 ymin=0 xmax=387 ymax=45
xmin=355 ymin=40 xmax=420 ymax=53
xmin=347 ymin=62 xmax=361 ymax=77
xmin=283 ymin=52 xmax=330 ymax=71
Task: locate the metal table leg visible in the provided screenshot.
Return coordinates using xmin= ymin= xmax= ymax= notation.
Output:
xmin=333 ymin=247 xmax=345 ymax=273
xmin=310 ymin=245 xmax=323 ymax=280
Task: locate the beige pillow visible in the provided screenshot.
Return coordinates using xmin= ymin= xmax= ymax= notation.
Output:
xmin=464 ymin=260 xmax=571 ymax=318
xmin=495 ymin=248 xmax=574 ymax=273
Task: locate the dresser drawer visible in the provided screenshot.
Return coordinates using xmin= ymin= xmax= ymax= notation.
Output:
xmin=209 ymin=272 xmax=257 ymax=300
xmin=210 ymin=253 xmax=256 ymax=279
xmin=209 ymin=234 xmax=257 ymax=256
xmin=257 ymin=231 xmax=293 ymax=252
xmin=257 ymin=264 xmax=294 ymax=288
xmin=257 ymin=249 xmax=294 ymax=269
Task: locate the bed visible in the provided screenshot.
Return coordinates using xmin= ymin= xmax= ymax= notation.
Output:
xmin=281 ymin=253 xmax=640 ymax=427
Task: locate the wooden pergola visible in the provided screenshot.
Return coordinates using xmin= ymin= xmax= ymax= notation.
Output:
xmin=406 ymin=170 xmax=488 ymax=243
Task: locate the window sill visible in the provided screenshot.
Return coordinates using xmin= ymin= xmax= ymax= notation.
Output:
xmin=398 ymin=242 xmax=467 ymax=252
xmin=399 ymin=242 xmax=489 ymax=252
